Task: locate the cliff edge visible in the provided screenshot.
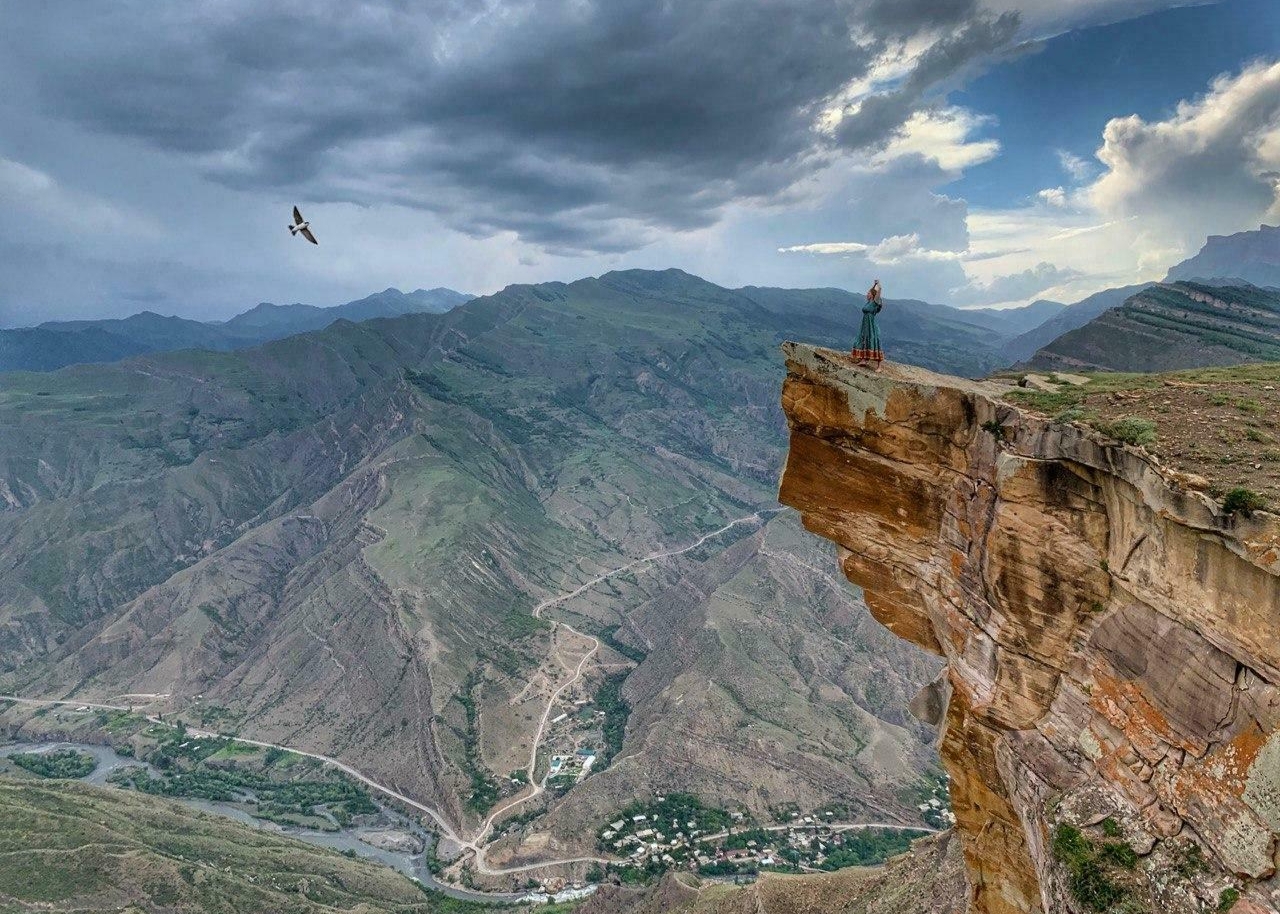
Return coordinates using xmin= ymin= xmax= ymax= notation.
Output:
xmin=778 ymin=343 xmax=1280 ymax=914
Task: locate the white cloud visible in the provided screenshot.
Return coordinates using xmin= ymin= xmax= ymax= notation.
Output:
xmin=1056 ymin=150 xmax=1093 ymax=182
xmin=0 ymin=158 xmax=56 ymax=195
xmin=918 ymin=58 xmax=1280 ymax=309
xmin=949 ymin=260 xmax=1083 ymax=306
xmin=875 ymin=107 xmax=1002 ymax=173
xmin=1087 ymin=59 xmax=1280 ymax=257
xmin=780 ymin=232 xmax=967 ymax=264
xmin=958 ymin=206 xmax=1146 ymax=302
xmin=0 ymin=156 xmax=158 ymax=240
xmin=1037 ymin=186 xmax=1068 ymax=207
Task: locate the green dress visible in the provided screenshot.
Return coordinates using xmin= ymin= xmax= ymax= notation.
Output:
xmin=853 ymin=297 xmax=883 ymax=362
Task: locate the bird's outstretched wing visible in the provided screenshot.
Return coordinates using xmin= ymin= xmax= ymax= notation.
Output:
xmin=293 ymin=206 xmax=305 ymax=226
xmin=300 ymin=226 xmax=318 ymax=244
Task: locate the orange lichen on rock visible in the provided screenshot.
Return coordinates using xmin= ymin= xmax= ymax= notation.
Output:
xmin=1087 ymin=664 xmax=1198 ymax=760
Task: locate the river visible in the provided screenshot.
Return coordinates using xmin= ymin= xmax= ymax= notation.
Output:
xmin=0 ymin=741 xmax=559 ymax=905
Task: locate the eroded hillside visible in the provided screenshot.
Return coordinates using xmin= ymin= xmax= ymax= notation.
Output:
xmin=0 ymin=271 xmax=945 ymax=874
xmin=778 ymin=343 xmax=1280 ymax=914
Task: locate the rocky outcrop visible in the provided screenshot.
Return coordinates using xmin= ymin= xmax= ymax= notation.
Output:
xmin=778 ymin=343 xmax=1280 ymax=914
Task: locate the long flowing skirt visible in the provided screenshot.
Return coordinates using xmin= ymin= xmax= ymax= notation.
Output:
xmin=852 ymin=310 xmax=882 ymax=362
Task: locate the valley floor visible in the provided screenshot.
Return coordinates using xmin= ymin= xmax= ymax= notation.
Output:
xmin=5 ymin=506 xmax=916 ymax=888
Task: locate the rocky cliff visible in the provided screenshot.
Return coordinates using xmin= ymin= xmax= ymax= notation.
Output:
xmin=1166 ymin=224 xmax=1280 ymax=288
xmin=778 ymin=343 xmax=1280 ymax=914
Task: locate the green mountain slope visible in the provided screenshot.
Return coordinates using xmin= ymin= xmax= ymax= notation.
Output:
xmin=0 ymin=269 xmax=947 ymax=864
xmin=0 ymin=324 xmax=155 ymax=373
xmin=0 ymin=776 xmax=450 ymax=914
xmin=1025 ymin=281 xmax=1280 ymax=371
xmin=1003 ymin=284 xmax=1154 ymax=364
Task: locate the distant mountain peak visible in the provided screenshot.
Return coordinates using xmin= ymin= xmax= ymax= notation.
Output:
xmin=1166 ymin=224 xmax=1280 ymax=287
xmin=2 ymin=286 xmax=474 ymax=373
xmin=597 ymin=267 xmax=707 ymax=289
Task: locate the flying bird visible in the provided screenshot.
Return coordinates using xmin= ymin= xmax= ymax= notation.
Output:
xmin=289 ymin=206 xmax=318 ymax=244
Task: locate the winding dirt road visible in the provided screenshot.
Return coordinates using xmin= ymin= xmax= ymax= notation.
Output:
xmin=1 ymin=508 xmax=785 ymax=881
xmin=473 ymin=510 xmax=781 ymax=849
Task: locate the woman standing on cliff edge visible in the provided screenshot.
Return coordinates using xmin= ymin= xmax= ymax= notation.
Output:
xmin=853 ymin=279 xmax=884 ymax=369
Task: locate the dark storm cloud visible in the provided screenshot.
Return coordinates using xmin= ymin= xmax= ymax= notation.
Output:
xmin=836 ymin=11 xmax=1021 ymax=148
xmin=862 ymin=0 xmax=979 ymax=37
xmin=4 ymin=0 xmax=1020 ymax=254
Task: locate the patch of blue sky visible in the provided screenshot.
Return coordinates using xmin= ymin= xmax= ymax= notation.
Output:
xmin=947 ymin=0 xmax=1280 ymax=207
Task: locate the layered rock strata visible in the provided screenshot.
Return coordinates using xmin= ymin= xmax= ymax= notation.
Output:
xmin=778 ymin=343 xmax=1280 ymax=914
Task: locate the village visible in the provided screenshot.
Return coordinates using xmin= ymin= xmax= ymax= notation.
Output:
xmin=916 ymin=772 xmax=957 ymax=830
xmin=537 ymin=687 xmax=610 ymax=792
xmin=596 ymin=793 xmax=936 ymax=882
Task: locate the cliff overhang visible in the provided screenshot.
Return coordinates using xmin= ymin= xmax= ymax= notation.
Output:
xmin=778 ymin=342 xmax=1280 ymax=914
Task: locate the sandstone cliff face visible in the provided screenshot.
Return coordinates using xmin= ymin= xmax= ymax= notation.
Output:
xmin=778 ymin=343 xmax=1280 ymax=914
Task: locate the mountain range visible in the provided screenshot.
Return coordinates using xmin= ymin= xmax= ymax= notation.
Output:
xmin=5 ymin=222 xmax=1280 ymax=899
xmin=1 ymin=277 xmax=1082 ymax=381
xmin=0 ymin=269 xmax=951 ymax=871
xmin=0 ymin=287 xmax=472 ymax=373
xmin=1024 ymin=281 xmax=1280 ymax=372
xmin=9 ymin=225 xmax=1280 ymax=382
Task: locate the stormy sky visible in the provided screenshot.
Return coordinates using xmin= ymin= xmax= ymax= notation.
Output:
xmin=2 ymin=0 xmax=1278 ymax=325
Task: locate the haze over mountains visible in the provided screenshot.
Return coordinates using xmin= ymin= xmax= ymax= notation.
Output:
xmin=0 ymin=287 xmax=472 ymax=373
xmin=958 ymin=299 xmax=1066 ymax=337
